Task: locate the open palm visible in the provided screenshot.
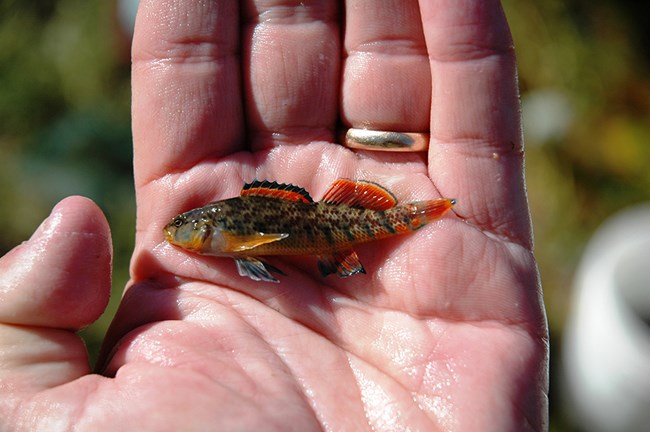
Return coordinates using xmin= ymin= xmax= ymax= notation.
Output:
xmin=0 ymin=1 xmax=548 ymax=430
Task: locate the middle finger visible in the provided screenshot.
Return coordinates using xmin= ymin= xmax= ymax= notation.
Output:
xmin=243 ymin=0 xmax=341 ymax=150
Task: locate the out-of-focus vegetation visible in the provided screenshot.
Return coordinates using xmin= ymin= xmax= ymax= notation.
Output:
xmin=1 ymin=1 xmax=648 ymax=431
xmin=506 ymin=0 xmax=650 ymax=328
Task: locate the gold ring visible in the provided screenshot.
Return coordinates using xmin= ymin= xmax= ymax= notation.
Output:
xmin=342 ymin=128 xmax=429 ymax=152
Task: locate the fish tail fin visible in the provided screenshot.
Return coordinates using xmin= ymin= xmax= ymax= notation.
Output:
xmin=403 ymin=198 xmax=455 ymax=231
xmin=417 ymin=198 xmax=456 ymax=222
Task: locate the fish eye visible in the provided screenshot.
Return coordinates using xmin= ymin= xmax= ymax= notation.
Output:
xmin=173 ymin=217 xmax=184 ymax=228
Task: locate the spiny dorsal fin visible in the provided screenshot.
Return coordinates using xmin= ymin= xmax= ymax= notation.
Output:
xmin=321 ymin=179 xmax=397 ymax=210
xmin=241 ymin=180 xmax=314 ymax=203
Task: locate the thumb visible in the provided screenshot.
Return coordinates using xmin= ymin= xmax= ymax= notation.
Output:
xmin=0 ymin=196 xmax=112 ymax=396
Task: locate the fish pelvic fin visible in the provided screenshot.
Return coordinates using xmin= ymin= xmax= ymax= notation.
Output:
xmin=223 ymin=232 xmax=289 ymax=252
xmin=317 ymin=249 xmax=366 ymax=278
xmin=235 ymin=257 xmax=285 ymax=283
xmin=321 ymin=179 xmax=397 ymax=210
xmin=241 ymin=179 xmax=314 ymax=203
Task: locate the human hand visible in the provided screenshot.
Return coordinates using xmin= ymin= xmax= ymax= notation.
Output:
xmin=0 ymin=0 xmax=548 ymax=430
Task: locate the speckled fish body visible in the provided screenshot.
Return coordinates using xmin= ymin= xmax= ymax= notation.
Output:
xmin=164 ymin=179 xmax=455 ymax=282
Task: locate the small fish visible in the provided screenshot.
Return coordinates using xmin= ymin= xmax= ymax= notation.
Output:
xmin=164 ymin=179 xmax=455 ymax=282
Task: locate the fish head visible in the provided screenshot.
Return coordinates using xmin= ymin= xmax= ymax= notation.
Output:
xmin=164 ymin=209 xmax=216 ymax=254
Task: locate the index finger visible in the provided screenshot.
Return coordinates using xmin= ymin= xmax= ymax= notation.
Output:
xmin=422 ymin=0 xmax=532 ymax=247
xmin=131 ymin=0 xmax=244 ymax=188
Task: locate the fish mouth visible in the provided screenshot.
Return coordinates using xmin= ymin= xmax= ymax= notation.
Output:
xmin=163 ymin=224 xmax=177 ymax=244
xmin=163 ymin=223 xmax=210 ymax=252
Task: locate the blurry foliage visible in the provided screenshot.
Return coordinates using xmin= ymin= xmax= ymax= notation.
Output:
xmin=504 ymin=0 xmax=650 ymax=326
xmin=1 ymin=1 xmax=649 ymax=430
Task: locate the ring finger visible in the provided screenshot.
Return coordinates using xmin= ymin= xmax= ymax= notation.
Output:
xmin=342 ymin=0 xmax=431 ymax=133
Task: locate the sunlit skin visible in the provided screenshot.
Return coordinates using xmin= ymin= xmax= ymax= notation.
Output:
xmin=0 ymin=1 xmax=548 ymax=431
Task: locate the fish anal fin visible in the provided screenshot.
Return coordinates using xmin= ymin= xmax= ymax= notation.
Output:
xmin=321 ymin=179 xmax=397 ymax=210
xmin=235 ymin=257 xmax=284 ymax=283
xmin=317 ymin=249 xmax=366 ymax=278
xmin=241 ymin=180 xmax=313 ymax=203
xmin=223 ymin=232 xmax=289 ymax=252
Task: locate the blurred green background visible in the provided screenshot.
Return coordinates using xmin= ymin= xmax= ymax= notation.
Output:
xmin=1 ymin=1 xmax=648 ymax=430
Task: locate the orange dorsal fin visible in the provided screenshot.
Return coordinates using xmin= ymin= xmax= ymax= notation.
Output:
xmin=241 ymin=180 xmax=314 ymax=203
xmin=321 ymin=179 xmax=397 ymax=210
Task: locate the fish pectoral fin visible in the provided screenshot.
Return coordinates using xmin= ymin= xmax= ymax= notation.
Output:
xmin=224 ymin=232 xmax=289 ymax=252
xmin=235 ymin=257 xmax=284 ymax=283
xmin=317 ymin=249 xmax=366 ymax=278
